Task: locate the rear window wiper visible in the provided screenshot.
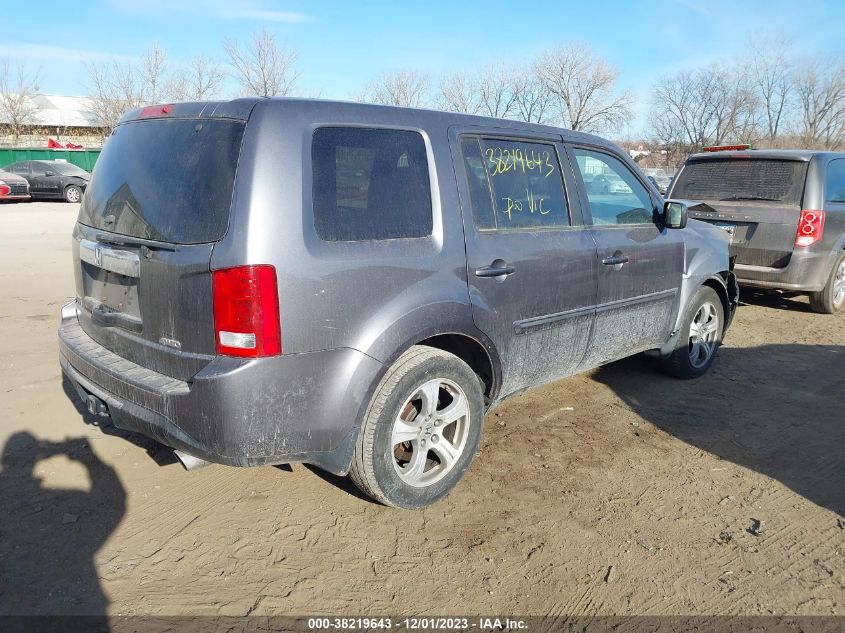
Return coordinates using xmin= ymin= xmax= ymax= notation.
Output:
xmin=719 ymin=195 xmax=781 ymax=202
xmin=95 ymin=233 xmax=177 ymax=251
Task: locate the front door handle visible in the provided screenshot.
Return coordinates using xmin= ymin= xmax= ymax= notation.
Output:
xmin=602 ymin=254 xmax=629 ymax=266
xmin=475 ymin=263 xmax=516 ymax=278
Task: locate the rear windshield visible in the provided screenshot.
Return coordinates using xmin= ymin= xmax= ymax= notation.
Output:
xmin=52 ymin=162 xmax=89 ymax=176
xmin=671 ymin=158 xmax=808 ymax=205
xmin=78 ymin=118 xmax=245 ymax=244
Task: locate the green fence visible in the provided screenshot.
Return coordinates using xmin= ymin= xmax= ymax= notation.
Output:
xmin=0 ymin=148 xmax=101 ymax=172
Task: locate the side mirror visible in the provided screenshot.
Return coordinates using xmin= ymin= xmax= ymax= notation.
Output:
xmin=44 ymin=171 xmax=54 ymax=177
xmin=663 ymin=200 xmax=688 ymax=229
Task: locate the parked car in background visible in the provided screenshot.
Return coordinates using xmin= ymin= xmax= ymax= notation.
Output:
xmin=647 ymin=175 xmax=662 ymax=192
xmin=3 ymin=160 xmax=90 ymax=203
xmin=589 ymin=172 xmax=632 ymax=194
xmin=644 ymin=169 xmax=673 ymax=195
xmin=59 ymin=98 xmax=737 ymax=509
xmin=668 ymin=147 xmax=845 ymax=313
xmin=0 ymin=169 xmax=31 ymax=202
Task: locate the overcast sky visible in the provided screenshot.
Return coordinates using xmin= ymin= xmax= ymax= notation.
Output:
xmin=3 ymin=0 xmax=845 ymax=136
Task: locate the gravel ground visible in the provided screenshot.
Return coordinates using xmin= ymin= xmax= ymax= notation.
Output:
xmin=0 ymin=202 xmax=842 ymax=619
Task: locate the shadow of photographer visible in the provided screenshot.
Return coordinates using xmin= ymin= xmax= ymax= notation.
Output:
xmin=0 ymin=430 xmax=126 ymax=619
xmin=592 ymin=344 xmax=845 ymax=517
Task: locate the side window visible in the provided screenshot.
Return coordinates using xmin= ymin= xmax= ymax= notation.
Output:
xmin=31 ymin=162 xmax=46 ymax=176
xmin=573 ymin=148 xmax=655 ymax=226
xmin=825 ymin=159 xmax=845 ymax=204
xmin=312 ymin=127 xmax=433 ymax=241
xmin=460 ymin=136 xmax=569 ymax=230
xmin=9 ymin=163 xmax=29 ymax=175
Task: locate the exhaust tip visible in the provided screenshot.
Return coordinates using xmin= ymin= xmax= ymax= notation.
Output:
xmin=174 ymin=450 xmax=211 ymax=471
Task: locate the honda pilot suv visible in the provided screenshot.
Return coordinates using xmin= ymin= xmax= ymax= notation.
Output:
xmin=668 ymin=148 xmax=845 ymax=313
xmin=59 ymin=99 xmax=737 ymax=508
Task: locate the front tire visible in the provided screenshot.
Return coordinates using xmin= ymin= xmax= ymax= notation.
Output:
xmin=349 ymin=346 xmax=484 ymax=509
xmin=809 ymin=252 xmax=845 ymax=314
xmin=65 ymin=185 xmax=82 ymax=203
xmin=662 ymin=286 xmax=724 ymax=379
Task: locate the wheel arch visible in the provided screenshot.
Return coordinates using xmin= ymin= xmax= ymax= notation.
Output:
xmin=331 ymin=326 xmax=502 ymax=477
xmin=702 ymin=273 xmax=734 ymax=333
xmin=416 ymin=332 xmax=499 ymax=402
xmin=657 ymin=273 xmax=736 ymax=359
xmin=373 ymin=323 xmax=503 ymax=403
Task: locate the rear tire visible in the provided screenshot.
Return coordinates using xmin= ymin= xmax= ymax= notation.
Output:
xmin=809 ymin=252 xmax=845 ymax=314
xmin=662 ymin=286 xmax=724 ymax=379
xmin=65 ymin=185 xmax=82 ymax=203
xmin=349 ymin=346 xmax=484 ymax=509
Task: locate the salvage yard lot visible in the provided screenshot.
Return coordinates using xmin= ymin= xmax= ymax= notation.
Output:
xmin=0 ymin=202 xmax=842 ymax=617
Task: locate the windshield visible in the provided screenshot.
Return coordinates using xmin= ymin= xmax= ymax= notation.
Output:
xmin=51 ymin=162 xmax=89 ymax=177
xmin=78 ymin=118 xmax=245 ymax=244
xmin=671 ymin=158 xmax=807 ymax=205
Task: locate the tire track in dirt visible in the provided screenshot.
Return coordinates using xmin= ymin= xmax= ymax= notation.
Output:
xmin=2 ymin=205 xmax=843 ymax=617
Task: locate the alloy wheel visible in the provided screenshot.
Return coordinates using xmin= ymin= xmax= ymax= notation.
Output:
xmin=391 ymin=378 xmax=470 ymax=488
xmin=833 ymin=260 xmax=845 ymax=308
xmin=688 ymin=301 xmax=720 ymax=369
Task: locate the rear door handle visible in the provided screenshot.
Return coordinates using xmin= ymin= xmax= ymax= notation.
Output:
xmin=602 ymin=254 xmax=629 ymax=266
xmin=474 ymin=264 xmax=516 ymax=278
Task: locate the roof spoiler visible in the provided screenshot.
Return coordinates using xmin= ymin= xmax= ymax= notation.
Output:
xmin=118 ymin=98 xmax=261 ymax=125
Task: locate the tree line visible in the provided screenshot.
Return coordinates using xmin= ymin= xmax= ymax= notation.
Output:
xmin=649 ymin=42 xmax=845 ymax=166
xmin=1 ymin=30 xmax=844 ymax=161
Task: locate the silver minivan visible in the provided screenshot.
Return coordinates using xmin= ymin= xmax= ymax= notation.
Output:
xmin=59 ymin=99 xmax=737 ymax=508
xmin=669 ymin=148 xmax=845 ymax=313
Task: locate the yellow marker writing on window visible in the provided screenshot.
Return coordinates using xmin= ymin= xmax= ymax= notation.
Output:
xmin=500 ymin=190 xmax=551 ymax=221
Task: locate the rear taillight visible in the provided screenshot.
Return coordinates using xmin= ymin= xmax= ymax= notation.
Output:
xmin=0 ymin=183 xmax=9 ymax=196
xmin=794 ymin=210 xmax=825 ymax=248
xmin=212 ymin=265 xmax=281 ymax=358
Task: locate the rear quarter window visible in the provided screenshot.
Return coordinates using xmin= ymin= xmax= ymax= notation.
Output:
xmin=311 ymin=127 xmax=433 ymax=241
xmin=825 ymin=159 xmax=845 ymax=204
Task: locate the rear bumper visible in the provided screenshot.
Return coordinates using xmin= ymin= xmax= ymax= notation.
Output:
xmin=735 ymin=249 xmax=831 ymax=292
xmin=58 ymin=301 xmax=382 ymax=474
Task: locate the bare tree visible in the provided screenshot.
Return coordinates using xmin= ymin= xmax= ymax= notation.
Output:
xmin=85 ymin=59 xmax=139 ymax=131
xmin=360 ymin=70 xmax=430 ymax=108
xmin=650 ymin=65 xmax=757 ymax=150
xmin=224 ymin=28 xmax=299 ymax=97
xmin=438 ymin=65 xmax=551 ymax=124
xmin=709 ymin=66 xmax=758 ymax=144
xmin=166 ymin=55 xmax=226 ymax=102
xmin=511 ymin=70 xmax=553 ymax=124
xmin=141 ymin=42 xmax=168 ymax=104
xmin=648 ymin=107 xmax=688 ymax=169
xmin=745 ymin=39 xmax=794 ymax=140
xmin=437 ymin=66 xmax=520 ymax=118
xmin=85 ymin=44 xmax=175 ymax=131
xmin=0 ymin=58 xmax=40 ymax=145
xmin=794 ymin=58 xmax=845 ymax=148
xmin=535 ymin=43 xmax=631 ymax=132
xmin=474 ymin=65 xmax=519 ymax=119
xmin=437 ymin=71 xmax=481 ymax=114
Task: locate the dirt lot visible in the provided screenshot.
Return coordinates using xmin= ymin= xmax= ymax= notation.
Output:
xmin=1 ymin=202 xmax=843 ymax=619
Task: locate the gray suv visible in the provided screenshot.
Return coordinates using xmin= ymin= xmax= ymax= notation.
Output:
xmin=59 ymin=99 xmax=737 ymax=508
xmin=669 ymin=149 xmax=845 ymax=313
